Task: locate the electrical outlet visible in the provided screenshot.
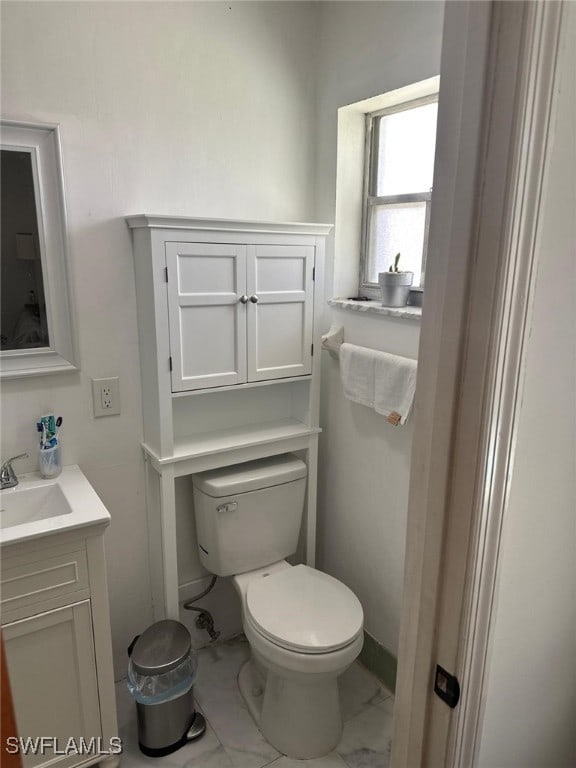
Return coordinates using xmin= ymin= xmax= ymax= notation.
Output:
xmin=92 ymin=377 xmax=120 ymax=418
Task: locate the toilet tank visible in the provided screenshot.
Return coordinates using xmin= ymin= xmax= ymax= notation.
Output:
xmin=191 ymin=455 xmax=307 ymax=577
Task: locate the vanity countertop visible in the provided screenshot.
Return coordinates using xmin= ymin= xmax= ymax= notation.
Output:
xmin=0 ymin=464 xmax=110 ymax=547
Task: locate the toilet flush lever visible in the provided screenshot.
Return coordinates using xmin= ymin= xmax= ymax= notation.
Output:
xmin=217 ymin=502 xmax=238 ymax=514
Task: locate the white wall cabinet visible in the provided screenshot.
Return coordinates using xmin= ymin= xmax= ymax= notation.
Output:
xmin=247 ymin=243 xmax=314 ymax=383
xmin=166 ymin=242 xmax=315 ymax=392
xmin=1 ymin=530 xmax=119 ymax=768
xmin=166 ymin=240 xmax=315 ymax=392
xmin=166 ymin=242 xmax=247 ymax=391
xmin=127 ymin=216 xmax=331 ymax=620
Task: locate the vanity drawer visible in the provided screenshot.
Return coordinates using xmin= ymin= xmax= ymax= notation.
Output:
xmin=1 ymin=549 xmax=89 ymax=619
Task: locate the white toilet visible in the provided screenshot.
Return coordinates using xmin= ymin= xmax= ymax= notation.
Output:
xmin=192 ymin=454 xmax=364 ymax=759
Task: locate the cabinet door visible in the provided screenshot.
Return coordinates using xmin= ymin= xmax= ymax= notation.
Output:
xmin=166 ymin=242 xmax=247 ymax=391
xmin=3 ymin=601 xmax=102 ymax=768
xmin=246 ymin=244 xmax=314 ymax=381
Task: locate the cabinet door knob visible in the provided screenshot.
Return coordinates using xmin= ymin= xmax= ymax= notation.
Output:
xmin=239 ymin=295 xmax=249 ymax=304
xmin=249 ymin=295 xmax=259 ymax=303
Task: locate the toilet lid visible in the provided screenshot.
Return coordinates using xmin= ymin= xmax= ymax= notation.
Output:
xmin=246 ymin=565 xmax=363 ymax=653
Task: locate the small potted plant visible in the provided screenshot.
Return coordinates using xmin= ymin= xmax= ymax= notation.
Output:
xmin=378 ymin=253 xmax=413 ymax=307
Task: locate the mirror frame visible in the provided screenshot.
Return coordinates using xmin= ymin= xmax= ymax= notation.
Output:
xmin=0 ymin=120 xmax=78 ymax=378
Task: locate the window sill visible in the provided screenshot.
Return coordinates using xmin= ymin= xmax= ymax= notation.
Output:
xmin=328 ymin=297 xmax=422 ymax=320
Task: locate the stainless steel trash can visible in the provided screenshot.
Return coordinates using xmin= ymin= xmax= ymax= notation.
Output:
xmin=127 ymin=620 xmax=205 ymax=756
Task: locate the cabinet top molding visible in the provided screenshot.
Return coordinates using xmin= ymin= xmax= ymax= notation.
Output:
xmin=125 ymin=214 xmax=333 ymax=236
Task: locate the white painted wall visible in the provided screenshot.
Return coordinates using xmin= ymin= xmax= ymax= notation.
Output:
xmin=477 ymin=5 xmax=576 ymax=765
xmin=1 ymin=0 xmax=444 ymax=678
xmin=314 ymin=1 xmax=444 ymax=657
xmin=0 ymin=0 xmax=318 ymax=676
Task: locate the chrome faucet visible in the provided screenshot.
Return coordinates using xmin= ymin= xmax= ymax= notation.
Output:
xmin=1 ymin=453 xmax=28 ymax=490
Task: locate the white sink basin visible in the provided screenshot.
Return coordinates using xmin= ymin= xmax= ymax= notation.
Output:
xmin=0 ymin=465 xmax=110 ymax=546
xmin=1 ymin=483 xmax=72 ymax=529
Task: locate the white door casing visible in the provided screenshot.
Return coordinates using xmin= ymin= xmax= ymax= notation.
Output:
xmin=391 ymin=1 xmax=565 ymax=766
xmin=166 ymin=242 xmax=247 ymax=391
xmin=447 ymin=1 xmax=565 ymax=764
xmin=246 ymin=244 xmax=314 ymax=382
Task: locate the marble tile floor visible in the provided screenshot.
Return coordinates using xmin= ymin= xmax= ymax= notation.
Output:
xmin=116 ymin=636 xmax=394 ymax=768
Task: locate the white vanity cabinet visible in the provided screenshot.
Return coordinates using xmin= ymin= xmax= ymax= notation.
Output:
xmin=127 ymin=216 xmax=331 ymax=620
xmin=1 ymin=528 xmax=119 ymax=768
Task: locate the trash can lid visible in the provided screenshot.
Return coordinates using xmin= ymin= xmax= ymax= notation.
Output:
xmin=131 ymin=620 xmax=192 ymax=676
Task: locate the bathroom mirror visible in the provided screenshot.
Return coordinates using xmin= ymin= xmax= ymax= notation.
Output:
xmin=0 ymin=120 xmax=77 ymax=378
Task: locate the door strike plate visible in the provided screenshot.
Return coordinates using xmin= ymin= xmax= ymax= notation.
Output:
xmin=434 ymin=664 xmax=461 ymax=708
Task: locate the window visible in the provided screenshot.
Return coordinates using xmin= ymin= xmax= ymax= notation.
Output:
xmin=360 ymin=95 xmax=438 ymax=293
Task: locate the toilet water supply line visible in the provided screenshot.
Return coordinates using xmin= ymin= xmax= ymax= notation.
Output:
xmin=183 ymin=575 xmax=221 ymax=642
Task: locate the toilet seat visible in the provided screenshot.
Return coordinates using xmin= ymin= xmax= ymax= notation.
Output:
xmin=245 ymin=564 xmax=363 ymax=654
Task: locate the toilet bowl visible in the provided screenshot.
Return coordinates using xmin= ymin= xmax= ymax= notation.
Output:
xmin=191 ymin=455 xmax=364 ymax=758
xmin=233 ymin=561 xmax=363 ymax=758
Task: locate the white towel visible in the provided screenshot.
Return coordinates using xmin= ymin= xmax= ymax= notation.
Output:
xmin=373 ymin=350 xmax=417 ymax=425
xmin=340 ymin=343 xmax=375 ymax=409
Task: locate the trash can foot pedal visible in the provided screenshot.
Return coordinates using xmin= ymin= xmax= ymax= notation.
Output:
xmin=187 ymin=711 xmax=207 ymax=741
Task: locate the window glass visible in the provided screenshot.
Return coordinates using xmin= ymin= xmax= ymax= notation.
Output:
xmin=367 ymin=202 xmax=427 ymax=286
xmin=361 ymin=94 xmax=438 ymax=293
xmin=375 ymin=102 xmax=438 ymax=196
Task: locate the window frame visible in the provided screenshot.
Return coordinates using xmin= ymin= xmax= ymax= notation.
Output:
xmin=359 ymin=93 xmax=438 ymax=297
